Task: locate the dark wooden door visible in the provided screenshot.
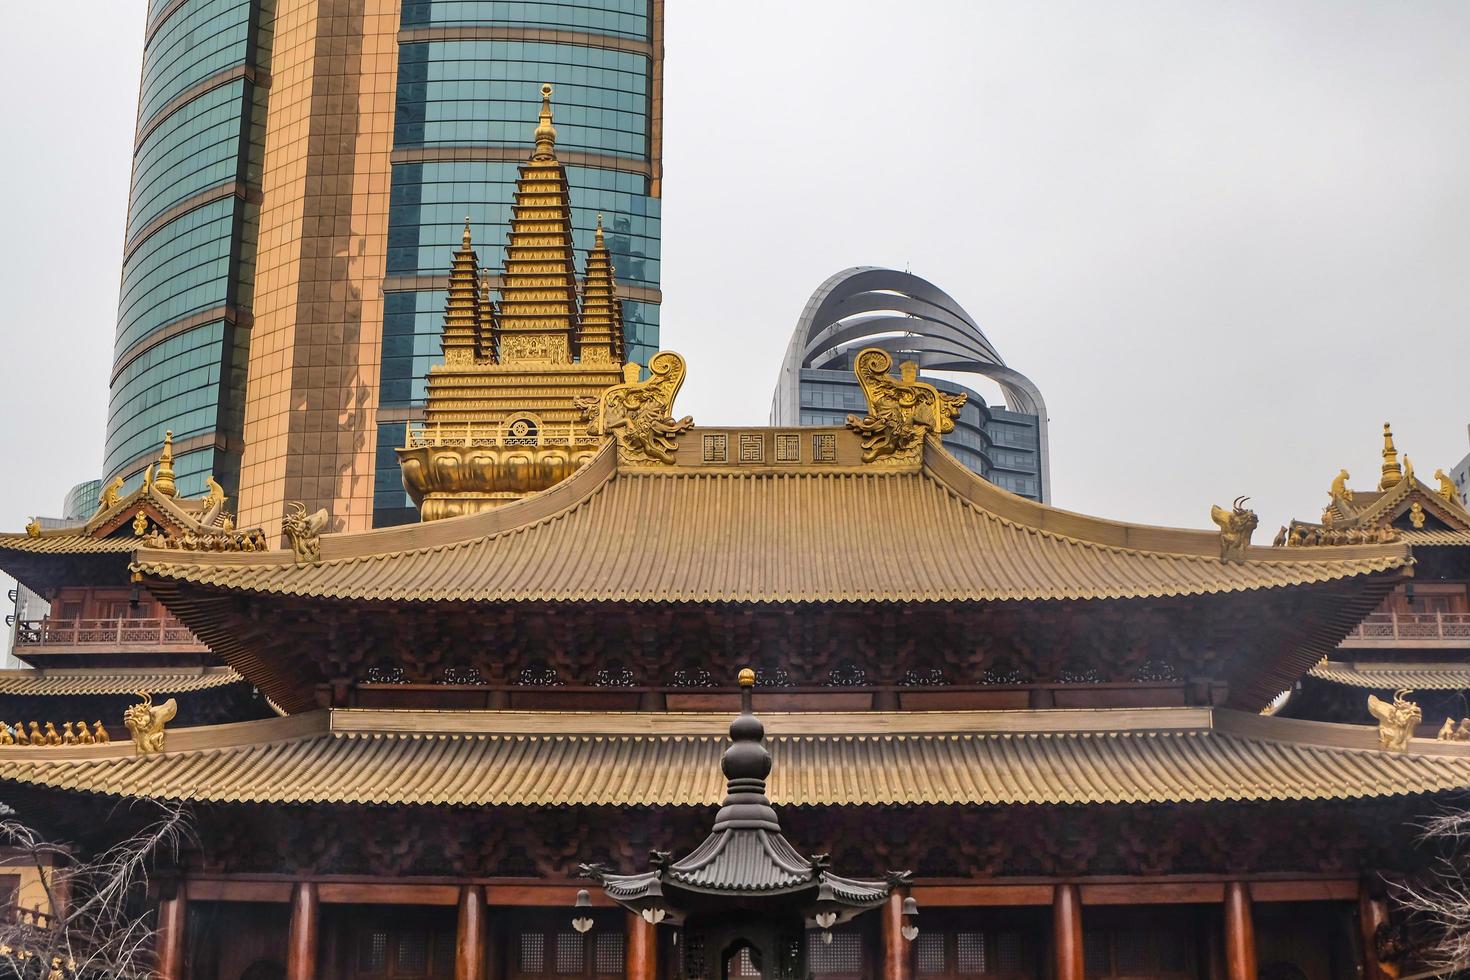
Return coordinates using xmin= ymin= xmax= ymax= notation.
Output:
xmin=346 ymin=910 xmax=455 ymax=979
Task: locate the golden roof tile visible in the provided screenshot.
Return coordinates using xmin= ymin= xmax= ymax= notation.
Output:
xmin=1309 ymin=661 xmax=1470 ymax=690
xmin=0 ymin=667 xmax=242 ymax=697
xmin=135 ymin=435 xmax=1411 ymax=605
xmin=1 ymin=707 xmax=1466 ymax=806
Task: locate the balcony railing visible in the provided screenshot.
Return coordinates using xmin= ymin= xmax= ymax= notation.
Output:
xmin=14 ymin=617 xmax=203 ymax=649
xmin=1344 ymin=612 xmax=1470 ymax=642
xmin=405 ymin=421 xmax=603 ymax=449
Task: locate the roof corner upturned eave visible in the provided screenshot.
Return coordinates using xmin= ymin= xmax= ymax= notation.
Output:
xmin=133 ymin=441 xmax=621 ymax=583
xmin=921 ymin=435 xmax=1415 ymax=578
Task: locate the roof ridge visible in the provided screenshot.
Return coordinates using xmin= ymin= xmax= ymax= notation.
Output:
xmin=922 ymin=448 xmax=1408 ymax=570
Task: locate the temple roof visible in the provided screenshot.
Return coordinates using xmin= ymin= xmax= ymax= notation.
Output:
xmin=134 ymin=433 xmax=1410 ymax=605
xmin=3 ymin=706 xmax=1469 ymax=807
xmin=1309 ymin=660 xmax=1470 ymax=690
xmin=1289 ymin=424 xmax=1470 ymax=551
xmin=0 ymin=443 xmax=253 ymax=593
xmin=0 ymin=667 xmax=242 ymax=697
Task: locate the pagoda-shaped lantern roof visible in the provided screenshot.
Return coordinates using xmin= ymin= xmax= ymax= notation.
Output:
xmin=582 ymin=669 xmax=903 ymax=927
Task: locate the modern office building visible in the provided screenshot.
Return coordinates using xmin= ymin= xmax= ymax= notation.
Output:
xmin=103 ymin=0 xmax=663 ymax=535
xmin=1453 ymin=424 xmax=1470 ymax=509
xmin=771 ymin=267 xmax=1050 ymax=501
xmin=102 ymin=0 xmax=267 ymax=506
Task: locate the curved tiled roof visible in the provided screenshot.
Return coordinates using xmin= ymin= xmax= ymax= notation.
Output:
xmin=1 ymin=707 xmax=1467 ymax=807
xmin=131 ymin=436 xmax=1411 ymax=606
xmin=1402 ymin=529 xmax=1470 ymax=546
xmin=0 ymin=534 xmax=136 ymax=555
xmin=0 ymin=667 xmax=243 ymax=697
xmin=1310 ymin=661 xmax=1470 ymax=690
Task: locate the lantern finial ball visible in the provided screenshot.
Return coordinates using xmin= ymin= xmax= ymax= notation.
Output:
xmin=737 ymin=668 xmax=755 ymax=688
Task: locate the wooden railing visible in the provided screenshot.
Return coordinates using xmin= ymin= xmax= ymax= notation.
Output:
xmin=2 ymin=903 xmax=56 ymax=930
xmin=1344 ymin=612 xmax=1470 ymax=642
xmin=15 ymin=617 xmax=202 ymax=648
xmin=405 ymin=421 xmax=602 ymax=449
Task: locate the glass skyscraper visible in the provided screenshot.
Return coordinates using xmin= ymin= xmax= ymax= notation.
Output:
xmin=103 ymin=1 xmax=663 ymax=534
xmin=103 ymin=0 xmax=267 ymax=501
xmin=374 ymin=1 xmax=663 ymax=526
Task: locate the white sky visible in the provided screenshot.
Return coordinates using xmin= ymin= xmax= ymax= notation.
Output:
xmin=0 ymin=1 xmax=1467 ymax=549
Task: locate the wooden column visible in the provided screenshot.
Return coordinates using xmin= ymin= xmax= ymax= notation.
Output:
xmin=456 ymin=885 xmax=486 ymax=980
xmin=1223 ymin=881 xmax=1257 ymax=980
xmin=881 ymin=892 xmax=908 ymax=980
xmin=626 ymin=911 xmax=657 ymax=980
xmin=286 ymin=881 xmax=320 ymax=980
xmin=1358 ymin=883 xmax=1392 ymax=980
xmin=154 ymin=888 xmax=187 ymax=980
xmin=1052 ymin=885 xmax=1083 ymax=980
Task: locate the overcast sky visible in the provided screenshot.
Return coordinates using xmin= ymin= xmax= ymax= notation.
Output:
xmin=0 ymin=1 xmax=1466 ymax=549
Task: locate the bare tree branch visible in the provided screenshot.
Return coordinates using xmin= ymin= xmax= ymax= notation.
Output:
xmin=0 ymin=801 xmax=190 ymax=979
xmin=1388 ymin=808 xmax=1470 ymax=975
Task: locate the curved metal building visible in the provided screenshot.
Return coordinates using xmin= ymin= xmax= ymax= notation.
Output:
xmin=772 ymin=267 xmax=1049 ymax=501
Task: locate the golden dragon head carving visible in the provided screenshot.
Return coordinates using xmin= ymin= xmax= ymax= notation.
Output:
xmin=1209 ymin=496 xmax=1259 ymax=562
xmin=576 ymin=352 xmax=694 ymax=465
xmin=123 ymin=691 xmax=177 ymax=755
xmin=844 ymin=348 xmax=966 ymax=466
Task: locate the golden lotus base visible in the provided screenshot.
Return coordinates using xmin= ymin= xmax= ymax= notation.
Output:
xmin=397 ymin=443 xmax=599 ymax=521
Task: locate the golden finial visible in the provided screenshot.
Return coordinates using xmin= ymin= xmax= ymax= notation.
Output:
xmin=533 ymin=83 xmax=557 ymax=160
xmin=595 ymin=214 xmax=606 ymax=249
xmin=154 ymin=431 xmax=177 ymax=498
xmin=738 ymin=667 xmax=756 ymax=688
xmin=462 ymin=216 xmax=473 ymax=249
xmin=1379 ymin=423 xmax=1403 ymax=490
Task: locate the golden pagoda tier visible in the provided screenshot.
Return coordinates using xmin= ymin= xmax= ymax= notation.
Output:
xmin=398 ymin=85 xmax=629 ymax=521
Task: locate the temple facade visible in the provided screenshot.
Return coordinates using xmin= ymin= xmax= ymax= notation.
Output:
xmin=2 ymin=93 xmax=1470 ymax=980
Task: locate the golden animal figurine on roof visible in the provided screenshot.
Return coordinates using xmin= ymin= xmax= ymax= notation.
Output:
xmin=577 ymin=353 xmax=693 ymax=465
xmin=1210 ymin=497 xmax=1258 ymax=561
xmin=122 ymin=691 xmax=176 ymax=755
xmin=1367 ymin=689 xmax=1421 ymax=752
xmin=845 ymin=347 xmax=966 ymax=466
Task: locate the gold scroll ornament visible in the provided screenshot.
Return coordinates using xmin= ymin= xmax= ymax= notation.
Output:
xmin=844 ymin=348 xmax=966 ymax=466
xmin=577 ymin=352 xmax=694 ymax=465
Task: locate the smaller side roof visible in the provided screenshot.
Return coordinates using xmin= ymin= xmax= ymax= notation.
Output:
xmin=0 ymin=667 xmax=242 ymax=697
xmin=1310 ymin=661 xmax=1470 ymax=691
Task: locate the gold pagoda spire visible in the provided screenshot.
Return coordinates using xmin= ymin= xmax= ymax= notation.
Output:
xmin=533 ymin=82 xmax=557 ymax=161
xmin=494 ymin=83 xmax=580 ymax=363
xmin=154 ymin=430 xmax=177 ymax=498
xmin=442 ymin=218 xmax=483 ymax=365
xmin=1379 ymin=422 xmax=1403 ymax=490
xmin=400 ymin=87 xmax=631 ymax=521
xmin=478 ymin=267 xmax=498 ymax=364
xmin=576 ymin=215 xmax=625 ymax=365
